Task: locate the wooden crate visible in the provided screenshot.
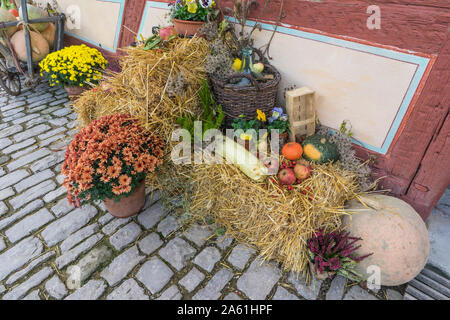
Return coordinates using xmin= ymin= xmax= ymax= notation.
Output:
xmin=285 ymin=87 xmax=315 ymax=142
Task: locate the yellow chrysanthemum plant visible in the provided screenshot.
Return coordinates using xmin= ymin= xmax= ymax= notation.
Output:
xmin=39 ymin=44 xmax=108 ymax=88
xmin=170 ymin=0 xmax=218 ymax=22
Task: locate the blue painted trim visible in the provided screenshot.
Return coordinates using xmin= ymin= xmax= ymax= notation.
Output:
xmin=137 ymin=2 xmax=431 ymax=154
xmin=138 ymin=1 xmax=171 ymax=38
xmin=65 ymin=0 xmax=125 ymax=52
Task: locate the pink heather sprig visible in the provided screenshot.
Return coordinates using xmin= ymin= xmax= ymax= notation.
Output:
xmin=307 ymin=229 xmax=373 ymax=281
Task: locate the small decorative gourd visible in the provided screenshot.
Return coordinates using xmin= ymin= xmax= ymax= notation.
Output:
xmin=302 ymin=134 xmax=339 ymax=163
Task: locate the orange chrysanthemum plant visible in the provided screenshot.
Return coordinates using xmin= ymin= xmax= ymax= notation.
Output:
xmin=62 ymin=114 xmax=164 ymax=207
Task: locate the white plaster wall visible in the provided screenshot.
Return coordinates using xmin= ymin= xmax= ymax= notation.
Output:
xmin=34 ymin=0 xmax=122 ymax=50
xmin=138 ymin=6 xmax=171 ymax=38
xmin=249 ymin=28 xmax=418 ymax=149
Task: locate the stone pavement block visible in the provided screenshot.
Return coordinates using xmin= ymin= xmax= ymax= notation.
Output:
xmin=6 ymin=251 xmax=55 ymax=285
xmin=216 ymin=235 xmax=233 ymax=250
xmin=9 ymin=180 xmax=56 ymax=209
xmin=192 ymin=268 xmax=234 ymax=300
xmin=60 ymin=223 xmax=99 ymax=253
xmin=45 ymin=275 xmax=68 ymax=300
xmin=0 ymin=124 xmax=23 ymax=139
xmin=6 ymin=148 xmax=51 ymax=172
xmin=0 ymin=201 xmax=8 ymax=217
xmin=98 ymin=212 xmax=115 ymax=226
xmin=14 ymin=124 xmax=50 ymax=142
xmin=227 ymin=244 xmax=256 ymax=270
xmin=137 ymin=201 xmax=169 ymax=229
xmin=157 ymin=285 xmax=182 ymax=300
xmin=386 ymin=289 xmax=403 ymax=300
xmin=68 ymin=246 xmax=113 ymax=283
xmin=3 ymin=267 xmax=53 ymax=300
xmin=237 ymin=258 xmax=282 ymax=300
xmin=48 ymin=117 xmax=68 ymax=127
xmin=194 ymin=247 xmax=221 ymax=273
xmin=138 ymin=232 xmax=163 ymax=255
xmin=11 ymin=145 xmax=38 ymax=160
xmin=55 ymin=233 xmax=103 ymax=269
xmin=0 ymin=137 xmax=12 ymax=149
xmin=179 ymin=267 xmax=205 ymax=293
xmin=0 ymin=236 xmax=43 ymax=281
xmin=224 ymin=292 xmax=243 ymax=300
xmin=65 ymin=280 xmax=106 ymax=300
xmin=157 ymin=214 xmax=180 ymax=237
xmin=287 ymin=272 xmax=322 ymax=300
xmin=25 ymin=114 xmax=51 ymax=128
xmin=12 ymin=114 xmax=39 ymax=125
xmin=14 ymin=169 xmax=54 ymax=193
xmin=3 ymin=138 xmax=35 ymax=155
xmin=326 ymin=275 xmax=346 ymax=300
xmin=109 ymin=222 xmax=142 ymax=251
xmin=41 ymin=204 xmax=97 ymax=246
xmin=0 ymin=169 xmax=29 ymax=191
xmin=0 ymin=200 xmax=43 ymax=231
xmin=0 ymin=238 xmax=5 ymax=251
xmin=39 ymin=133 xmax=66 ymax=147
xmin=2 ymin=106 xmax=24 ymax=117
xmin=159 ymin=237 xmax=196 ymax=271
xmin=37 ymin=127 xmax=66 ymax=140
xmin=107 ymin=279 xmax=149 ymax=300
xmin=23 ymin=289 xmax=41 ymax=300
xmin=5 ymin=208 xmax=54 ymax=243
xmin=343 ymin=285 xmax=378 ymax=300
xmin=50 ymin=197 xmax=74 ymax=217
xmin=30 ymin=150 xmax=65 ymax=173
xmin=136 ymin=257 xmax=174 ymax=294
xmin=101 ymin=217 xmax=131 ymax=235
xmin=3 ymin=112 xmax=25 ymax=122
xmin=100 ymin=246 xmax=145 ymax=286
xmin=43 ymin=186 xmax=67 ymax=203
xmin=183 ymin=224 xmax=215 ymax=247
xmin=272 ymin=286 xmax=300 ymax=300
xmin=0 ymin=187 xmax=14 ymax=201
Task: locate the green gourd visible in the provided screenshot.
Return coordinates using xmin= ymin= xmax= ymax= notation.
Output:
xmin=302 ymin=134 xmax=339 ymax=163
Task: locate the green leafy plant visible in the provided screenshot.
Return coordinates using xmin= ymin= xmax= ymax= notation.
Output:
xmin=177 ymin=78 xmax=225 ymax=139
xmin=231 ymin=115 xmax=260 ymax=132
xmin=170 ymin=0 xmax=218 ymax=22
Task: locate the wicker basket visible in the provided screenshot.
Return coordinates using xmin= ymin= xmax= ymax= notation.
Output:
xmin=210 ymin=50 xmax=281 ymax=127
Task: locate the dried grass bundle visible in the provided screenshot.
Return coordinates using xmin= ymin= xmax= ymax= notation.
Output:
xmin=73 ymin=36 xmax=210 ymax=143
xmin=190 ymin=162 xmax=361 ymax=275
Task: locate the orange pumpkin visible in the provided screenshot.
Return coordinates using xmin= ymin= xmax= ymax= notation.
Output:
xmin=281 ymin=142 xmax=303 ymax=160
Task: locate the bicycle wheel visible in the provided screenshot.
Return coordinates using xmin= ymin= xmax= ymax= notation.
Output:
xmin=0 ymin=58 xmax=21 ymax=96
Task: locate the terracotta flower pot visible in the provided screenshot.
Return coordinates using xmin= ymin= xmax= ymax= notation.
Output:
xmin=173 ymin=19 xmax=205 ymax=37
xmin=104 ymin=180 xmax=146 ymax=218
xmin=64 ymin=84 xmax=88 ymax=98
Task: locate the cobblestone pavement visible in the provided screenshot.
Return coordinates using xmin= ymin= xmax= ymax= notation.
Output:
xmin=0 ymin=83 xmax=404 ymax=300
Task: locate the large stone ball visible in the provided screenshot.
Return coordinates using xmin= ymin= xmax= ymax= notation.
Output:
xmin=342 ymin=194 xmax=429 ymax=286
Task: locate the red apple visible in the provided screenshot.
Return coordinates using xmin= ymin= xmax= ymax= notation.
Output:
xmin=294 ymin=163 xmax=311 ymax=180
xmin=159 ymin=26 xmax=177 ymax=41
xmin=277 ymin=168 xmax=296 ymax=185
